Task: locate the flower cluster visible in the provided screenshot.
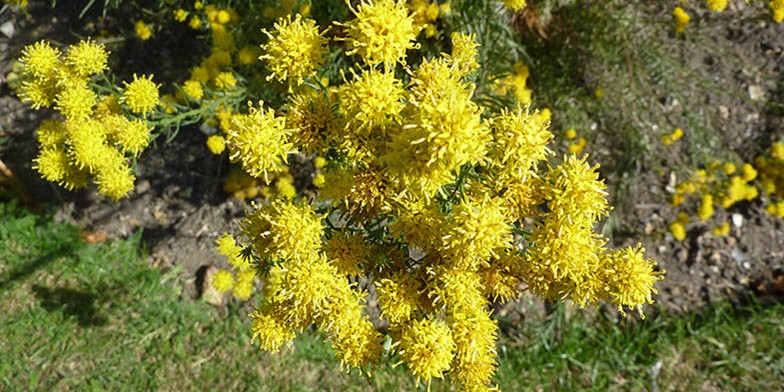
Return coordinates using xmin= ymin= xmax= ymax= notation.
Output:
xmin=666 ymin=140 xmax=784 ymax=241
xmin=210 ymin=6 xmax=664 ymax=390
xmin=18 ymin=39 xmax=158 ymax=200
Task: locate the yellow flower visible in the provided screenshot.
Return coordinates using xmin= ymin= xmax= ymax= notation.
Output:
xmin=568 ymin=137 xmax=587 ymax=155
xmin=66 ymin=38 xmax=108 ymax=77
xmin=95 ymin=163 xmax=135 ymax=200
xmin=122 ymin=74 xmax=160 ymax=115
xmin=188 ymin=16 xmax=202 ymax=30
xmin=600 ymin=245 xmax=664 ymax=318
xmin=19 ymin=40 xmax=61 ymax=78
xmin=448 ymin=32 xmax=479 ymax=75
xmin=212 ymin=269 xmax=234 ymax=293
xmin=323 ymin=231 xmax=368 ymax=276
xmin=213 ymin=71 xmax=237 ymax=89
xmin=240 ymin=200 xmax=322 ymax=263
xmin=376 ymin=271 xmax=423 ymax=324
xmin=217 ymin=9 xmax=231 ymax=24
xmin=34 ymin=146 xmax=70 ymax=183
xmin=741 ymin=163 xmax=757 ymax=181
xmin=772 ymin=0 xmax=784 ymax=23
xmin=697 ymin=194 xmax=714 ymax=220
xmin=706 ymin=0 xmax=728 ymax=12
xmin=36 ymin=119 xmax=67 ymax=149
xmin=450 ymin=310 xmax=498 ymax=389
xmin=261 ymin=14 xmax=328 ymax=85
xmin=673 ymin=6 xmax=690 ymax=33
xmin=565 ymin=128 xmax=577 ymax=140
xmin=173 ymin=8 xmax=187 ymax=22
xmin=712 ymin=222 xmax=730 ymax=236
xmin=722 ymin=162 xmax=736 ymax=175
xmin=338 ymin=69 xmax=404 ymax=129
xmin=439 ymin=194 xmax=512 ymax=269
xmin=55 ymin=83 xmax=96 ymax=121
xmin=225 ymin=102 xmax=293 ymax=179
xmin=311 ymin=173 xmax=324 ymax=188
xmin=275 ymin=177 xmax=297 ymax=200
xmin=20 ymin=77 xmax=59 ymax=109
xmin=182 ymin=79 xmax=204 ymax=100
xmin=399 ymin=318 xmax=455 ymax=384
xmin=134 ymin=20 xmax=153 ymax=40
xmin=503 ymin=0 xmax=527 ymax=12
xmin=339 ymin=0 xmax=421 ymax=68
xmin=116 ymin=119 xmax=151 ymax=156
xmin=206 ymin=134 xmax=226 ymax=155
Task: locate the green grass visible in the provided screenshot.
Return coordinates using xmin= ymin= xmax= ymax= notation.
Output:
xmin=1 ymin=201 xmax=782 ymax=391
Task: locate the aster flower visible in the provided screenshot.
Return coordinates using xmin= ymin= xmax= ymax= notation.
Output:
xmin=19 ymin=40 xmax=62 ymax=78
xmin=225 ymin=102 xmax=292 ymax=179
xmin=261 ymin=14 xmax=328 ymax=85
xmin=122 ymin=74 xmax=160 ymax=115
xmin=66 ymin=39 xmax=108 ymax=77
xmin=398 ymin=318 xmax=455 ymax=384
xmin=338 ymin=0 xmax=421 ymax=68
xmin=600 ymin=245 xmax=664 ymax=318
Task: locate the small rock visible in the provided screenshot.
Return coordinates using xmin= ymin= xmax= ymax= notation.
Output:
xmin=0 ymin=21 xmax=14 ymax=38
xmin=136 ymin=179 xmax=151 ymax=194
xmin=676 ymin=249 xmax=688 ymax=263
xmin=718 ymin=105 xmax=730 ymax=119
xmin=200 ymin=265 xmax=224 ymax=306
xmin=732 ymin=213 xmax=743 ymax=228
xmin=748 ymin=85 xmax=765 ymax=101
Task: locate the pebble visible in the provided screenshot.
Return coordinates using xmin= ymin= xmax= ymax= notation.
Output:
xmin=0 ymin=21 xmax=14 ymax=38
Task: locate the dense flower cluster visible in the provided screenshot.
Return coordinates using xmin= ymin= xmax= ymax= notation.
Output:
xmin=18 ymin=39 xmax=158 ymax=200
xmin=208 ymin=6 xmax=664 ymax=390
xmin=666 ymin=140 xmax=784 ymax=240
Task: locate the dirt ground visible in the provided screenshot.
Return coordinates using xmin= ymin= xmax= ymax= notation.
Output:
xmin=1 ymin=2 xmax=782 ymax=316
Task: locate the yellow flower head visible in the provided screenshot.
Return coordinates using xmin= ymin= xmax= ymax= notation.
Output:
xmin=324 ymin=231 xmax=368 ymax=276
xmin=250 ymin=308 xmax=295 ymax=352
xmin=376 ymin=271 xmax=423 ymax=324
xmin=212 ymin=269 xmax=235 ymax=293
xmin=114 ymin=119 xmax=151 ymax=156
xmin=225 ymin=102 xmax=292 ymax=179
xmin=339 ymin=0 xmax=421 ymax=68
xmin=600 ymin=245 xmax=664 ymax=318
xmin=206 ymin=134 xmax=226 ymax=155
xmin=450 ymin=310 xmax=498 ymax=389
xmin=240 ymin=200 xmax=323 ymax=263
xmin=20 ymin=40 xmax=62 ymax=78
xmin=503 ymin=0 xmax=527 ymax=12
xmin=95 ymin=163 xmax=135 ymax=200
xmin=673 ymin=6 xmax=690 ymax=33
xmin=705 ymin=0 xmax=728 ymax=12
xmin=213 ymin=71 xmax=237 ymax=90
xmin=122 ymin=74 xmax=160 ymax=115
xmin=173 ymin=8 xmax=187 ymax=22
xmin=543 ymin=155 xmax=610 ymax=227
xmin=36 ymin=119 xmax=68 ymax=149
xmin=772 ymin=0 xmax=784 ymax=23
xmin=398 ymin=318 xmax=455 ymax=384
xmin=55 ymin=82 xmax=96 ymax=121
xmin=66 ymin=38 xmax=109 ymax=77
xmin=448 ymin=32 xmax=480 ymax=75
xmin=669 ymin=221 xmax=686 ymax=241
xmin=338 ymin=69 xmax=404 ymax=129
xmin=261 ymin=14 xmax=328 ymax=85
xmin=182 ymin=80 xmax=204 ymax=100
xmin=20 ymin=77 xmax=59 ymax=109
xmin=439 ymin=194 xmax=512 ymax=268
xmin=34 ymin=146 xmax=70 ymax=183
xmin=135 ymin=20 xmax=153 ymax=40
